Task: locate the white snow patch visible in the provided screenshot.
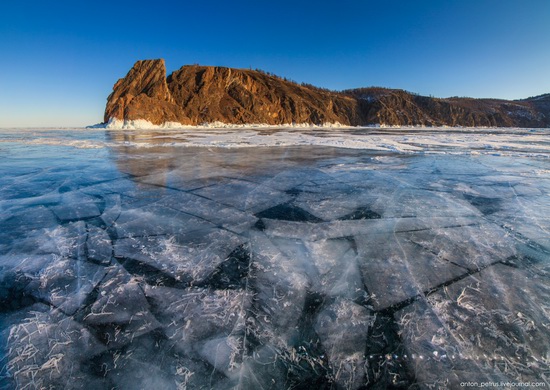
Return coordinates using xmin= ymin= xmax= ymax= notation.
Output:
xmin=100 ymin=118 xmax=350 ymax=130
xmin=4 ymin=123 xmax=550 ymax=156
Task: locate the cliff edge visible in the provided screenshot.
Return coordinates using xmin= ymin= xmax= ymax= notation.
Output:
xmin=104 ymin=59 xmax=550 ymax=128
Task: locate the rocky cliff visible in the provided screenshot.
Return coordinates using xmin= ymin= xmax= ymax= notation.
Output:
xmin=104 ymin=59 xmax=550 ymax=128
xmin=104 ymin=60 xmax=190 ymax=125
xmin=345 ymin=88 xmax=550 ymax=127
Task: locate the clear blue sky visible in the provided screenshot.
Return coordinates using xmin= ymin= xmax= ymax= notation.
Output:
xmin=1 ymin=0 xmax=549 ymax=127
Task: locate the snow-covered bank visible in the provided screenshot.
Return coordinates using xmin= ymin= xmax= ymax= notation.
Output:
xmin=93 ymin=118 xmax=550 ymax=131
xmin=94 ymin=118 xmax=352 ymax=130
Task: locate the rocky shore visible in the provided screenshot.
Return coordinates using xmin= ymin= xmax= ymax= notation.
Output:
xmin=104 ymin=59 xmax=550 ymax=128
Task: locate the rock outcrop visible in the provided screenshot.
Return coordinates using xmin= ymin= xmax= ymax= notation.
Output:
xmin=104 ymin=59 xmax=550 ymax=128
xmin=346 ymin=88 xmax=550 ymax=127
xmin=104 ymin=59 xmax=190 ymax=125
xmin=165 ymin=65 xmax=365 ymax=125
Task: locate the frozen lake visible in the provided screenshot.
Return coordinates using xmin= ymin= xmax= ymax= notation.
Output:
xmin=1 ymin=127 xmax=549 ymax=389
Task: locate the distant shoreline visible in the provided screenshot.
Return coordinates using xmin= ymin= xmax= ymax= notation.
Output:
xmin=89 ymin=118 xmax=550 ymax=131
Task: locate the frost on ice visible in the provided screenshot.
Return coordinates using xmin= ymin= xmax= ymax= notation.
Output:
xmin=1 ymin=129 xmax=549 ymax=388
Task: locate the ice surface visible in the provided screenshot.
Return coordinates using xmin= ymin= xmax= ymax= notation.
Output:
xmin=50 ymin=191 xmax=102 ymax=221
xmin=1 ymin=128 xmax=549 ymax=388
xmin=192 ymin=178 xmax=292 ymax=212
xmin=114 ymin=204 xmax=217 ymax=238
xmin=83 ymin=264 xmax=161 ymax=348
xmin=86 ymin=225 xmax=113 ymax=264
xmin=396 ymin=264 xmax=550 ymax=387
xmin=114 ymin=228 xmax=246 ymax=284
xmin=356 ymin=233 xmax=468 ymax=310
xmin=0 ymin=206 xmax=57 ymax=247
xmin=249 ymin=231 xmax=310 ymax=346
xmin=0 ymin=303 xmax=106 ymax=389
xmin=0 ymin=253 xmax=106 ymax=315
xmin=314 ymin=299 xmax=374 ymax=389
xmin=259 ymin=216 xmax=481 ymax=241
xmin=155 ymin=190 xmax=258 ymax=233
xmin=407 ymin=223 xmax=517 ymax=270
xmin=143 ymin=285 xmax=250 ymax=355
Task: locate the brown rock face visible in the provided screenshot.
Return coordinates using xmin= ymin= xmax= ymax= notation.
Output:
xmin=165 ymin=65 xmax=365 ymax=125
xmin=104 ymin=59 xmax=190 ymax=125
xmin=104 ymin=59 xmax=550 ymax=127
xmin=345 ymin=88 xmax=550 ymax=127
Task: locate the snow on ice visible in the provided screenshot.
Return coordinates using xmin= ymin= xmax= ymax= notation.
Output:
xmin=0 ymin=127 xmax=549 ymax=388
